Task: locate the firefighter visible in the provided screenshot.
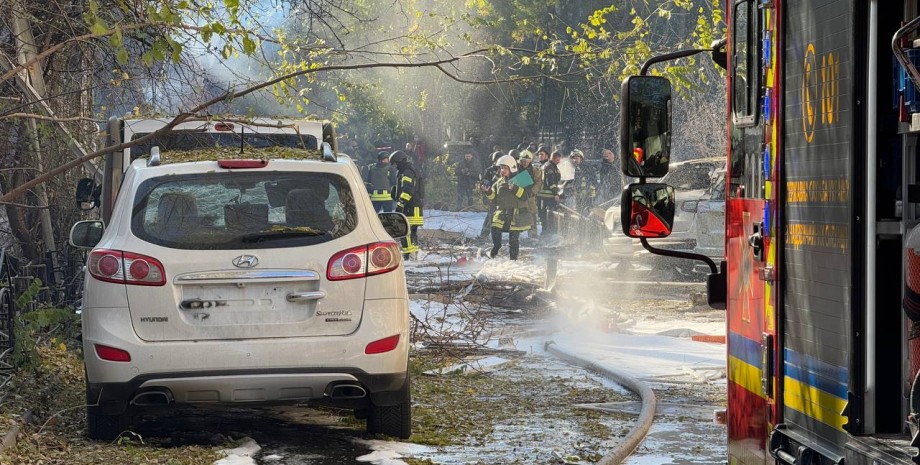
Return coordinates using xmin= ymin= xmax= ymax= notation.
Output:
xmin=517 ymin=149 xmax=542 ymax=237
xmin=598 ymin=147 xmax=621 ymax=203
xmin=479 ymin=151 xmax=504 ymax=237
xmin=533 ymin=145 xmax=550 ymax=169
xmin=570 ymin=149 xmax=597 ymax=213
xmin=481 ymin=154 xmax=532 ymax=260
xmin=365 ymin=151 xmax=396 ymax=212
xmin=455 ymin=151 xmax=477 ymax=209
xmin=537 ymin=150 xmax=563 ymax=235
xmin=389 ymin=150 xmax=424 ymax=259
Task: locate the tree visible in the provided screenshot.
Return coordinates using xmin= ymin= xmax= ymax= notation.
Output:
xmin=0 ymin=0 xmax=725 ymax=267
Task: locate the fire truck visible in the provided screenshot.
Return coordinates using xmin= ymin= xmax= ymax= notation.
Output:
xmin=619 ymin=1 xmax=920 ymax=463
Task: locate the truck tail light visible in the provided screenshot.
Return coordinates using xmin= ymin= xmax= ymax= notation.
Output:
xmin=327 ymin=242 xmax=401 ymax=281
xmin=88 ymin=249 xmax=166 ymax=286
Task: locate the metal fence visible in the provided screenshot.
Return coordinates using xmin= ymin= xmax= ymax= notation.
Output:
xmin=0 ymin=245 xmax=85 ymax=401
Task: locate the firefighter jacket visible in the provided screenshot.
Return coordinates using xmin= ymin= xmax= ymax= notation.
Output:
xmin=393 ymin=164 xmax=424 ymax=226
xmin=571 ymin=163 xmax=597 ymax=205
xmin=365 ymin=162 xmax=396 ymax=201
xmin=598 ymin=158 xmax=621 ymax=200
xmin=520 ymin=164 xmax=542 ymax=221
xmin=486 ymin=177 xmax=533 ymax=231
xmin=537 ymin=162 xmax=562 ymax=199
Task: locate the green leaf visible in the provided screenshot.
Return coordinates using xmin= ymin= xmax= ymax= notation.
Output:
xmin=169 ymin=39 xmax=182 ymax=63
xmin=201 ymin=24 xmax=212 ymax=43
xmin=117 ymin=48 xmax=129 ymax=64
xmin=242 ymin=36 xmax=256 ymax=55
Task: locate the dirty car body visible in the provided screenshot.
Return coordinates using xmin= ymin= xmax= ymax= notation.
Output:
xmin=76 ymin=123 xmax=411 ymax=440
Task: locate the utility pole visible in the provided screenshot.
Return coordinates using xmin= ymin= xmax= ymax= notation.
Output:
xmin=10 ymin=0 xmax=61 ymax=284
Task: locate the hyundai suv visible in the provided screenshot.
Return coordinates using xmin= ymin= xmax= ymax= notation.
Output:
xmin=70 ymin=143 xmax=412 ymax=440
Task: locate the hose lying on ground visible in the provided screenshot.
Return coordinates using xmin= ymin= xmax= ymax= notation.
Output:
xmin=545 ymin=341 xmax=657 ymax=465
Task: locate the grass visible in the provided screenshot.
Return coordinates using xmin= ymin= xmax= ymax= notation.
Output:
xmin=0 ymin=324 xmax=634 ymax=464
xmin=0 ymin=341 xmax=224 ymax=465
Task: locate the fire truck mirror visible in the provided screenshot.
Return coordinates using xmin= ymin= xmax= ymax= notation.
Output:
xmin=620 ymin=75 xmax=671 ymax=179
xmin=620 ymin=182 xmax=675 ymax=238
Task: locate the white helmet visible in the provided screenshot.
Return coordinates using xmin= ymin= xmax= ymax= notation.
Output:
xmin=495 ymin=154 xmax=519 ymax=173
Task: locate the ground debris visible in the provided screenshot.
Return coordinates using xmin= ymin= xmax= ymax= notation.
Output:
xmin=421 ymin=356 xmax=515 ymax=376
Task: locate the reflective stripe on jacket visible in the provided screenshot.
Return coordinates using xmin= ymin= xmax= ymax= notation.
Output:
xmin=365 ymin=163 xmax=395 ymax=201
xmin=537 ymin=162 xmax=561 ymax=198
xmin=486 ymin=177 xmax=533 ymax=231
xmin=393 ymin=164 xmax=424 ymax=223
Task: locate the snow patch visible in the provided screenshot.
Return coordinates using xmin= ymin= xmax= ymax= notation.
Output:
xmin=214 ymin=438 xmax=261 ymax=465
xmin=353 ymin=439 xmax=435 ymax=465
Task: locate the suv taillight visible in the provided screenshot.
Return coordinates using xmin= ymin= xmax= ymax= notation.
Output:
xmin=88 ymin=249 xmax=166 ymax=286
xmin=327 ymin=242 xmax=401 ymax=281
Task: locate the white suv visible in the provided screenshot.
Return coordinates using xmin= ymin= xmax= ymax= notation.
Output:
xmin=70 ymin=144 xmax=412 ymax=440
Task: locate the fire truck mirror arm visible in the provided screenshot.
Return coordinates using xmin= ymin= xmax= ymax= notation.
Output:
xmin=706 ymin=261 xmax=726 ymax=310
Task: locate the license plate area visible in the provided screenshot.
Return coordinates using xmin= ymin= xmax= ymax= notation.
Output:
xmin=174 ymin=270 xmax=320 ymax=326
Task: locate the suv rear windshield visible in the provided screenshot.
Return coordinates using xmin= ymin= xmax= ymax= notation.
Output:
xmin=131 ymin=172 xmax=357 ymax=250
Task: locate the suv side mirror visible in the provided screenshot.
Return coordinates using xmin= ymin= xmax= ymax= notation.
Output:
xmin=378 ymin=212 xmax=409 ymax=238
xmin=70 ymin=220 xmax=105 ymax=248
xmin=620 ymin=183 xmax=675 ymax=238
xmin=620 ymin=75 xmax=672 ymax=178
xmin=76 ymin=178 xmax=100 ymax=210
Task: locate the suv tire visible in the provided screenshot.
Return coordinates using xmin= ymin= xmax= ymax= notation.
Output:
xmin=366 ymin=376 xmax=411 ymax=439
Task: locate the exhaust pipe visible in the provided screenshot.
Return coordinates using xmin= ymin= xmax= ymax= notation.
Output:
xmin=130 ymin=390 xmax=173 ymax=407
xmin=327 ymin=383 xmax=367 ymax=400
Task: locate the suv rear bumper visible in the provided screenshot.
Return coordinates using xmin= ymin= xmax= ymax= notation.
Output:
xmin=82 ymin=302 xmax=409 ymax=383
xmin=88 ymin=369 xmax=408 ymax=415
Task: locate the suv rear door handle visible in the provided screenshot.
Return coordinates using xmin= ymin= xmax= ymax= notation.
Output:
xmin=286 ymin=291 xmax=326 ymax=303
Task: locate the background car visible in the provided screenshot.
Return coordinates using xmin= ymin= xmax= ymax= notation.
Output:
xmin=658 ymin=157 xmax=724 ymax=251
xmin=693 ymin=169 xmax=726 ymax=259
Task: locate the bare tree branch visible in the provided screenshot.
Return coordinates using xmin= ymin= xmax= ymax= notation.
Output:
xmin=0 ymin=49 xmax=514 ymax=205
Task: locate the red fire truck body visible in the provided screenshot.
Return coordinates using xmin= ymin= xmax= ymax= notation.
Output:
xmin=715 ymin=0 xmax=917 ymax=463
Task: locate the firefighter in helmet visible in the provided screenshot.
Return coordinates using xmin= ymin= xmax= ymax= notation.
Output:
xmin=478 ymin=151 xmax=504 ymax=237
xmin=481 ymin=154 xmax=533 ymax=260
xmin=517 ymin=149 xmax=542 ymax=237
xmin=570 ymin=149 xmax=597 ymax=213
xmin=537 ymin=150 xmax=563 ymax=235
xmin=390 ymin=150 xmax=424 ymax=259
xmin=365 ymin=151 xmax=396 ymax=212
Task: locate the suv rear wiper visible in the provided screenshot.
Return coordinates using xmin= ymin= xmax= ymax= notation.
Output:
xmin=241 ymin=227 xmax=327 ymax=243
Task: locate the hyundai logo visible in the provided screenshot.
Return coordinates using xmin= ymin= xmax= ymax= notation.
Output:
xmin=232 ymin=255 xmax=259 ymax=268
